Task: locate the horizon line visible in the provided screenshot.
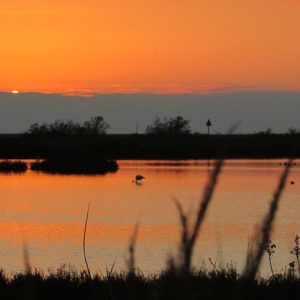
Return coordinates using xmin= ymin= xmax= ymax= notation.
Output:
xmin=1 ymin=87 xmax=300 ymax=97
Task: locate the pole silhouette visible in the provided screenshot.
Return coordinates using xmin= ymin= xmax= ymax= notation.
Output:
xmin=206 ymin=119 xmax=212 ymax=135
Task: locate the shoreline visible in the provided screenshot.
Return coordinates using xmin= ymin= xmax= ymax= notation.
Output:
xmin=0 ymin=133 xmax=299 ymax=159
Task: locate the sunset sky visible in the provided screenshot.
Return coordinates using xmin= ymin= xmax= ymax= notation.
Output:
xmin=1 ymin=0 xmax=300 ymax=94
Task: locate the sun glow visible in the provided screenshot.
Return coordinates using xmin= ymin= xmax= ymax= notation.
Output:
xmin=11 ymin=90 xmax=19 ymax=94
xmin=1 ymin=1 xmax=300 ymax=94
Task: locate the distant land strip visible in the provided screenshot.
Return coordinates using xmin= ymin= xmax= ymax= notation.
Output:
xmin=0 ymin=134 xmax=299 ymax=159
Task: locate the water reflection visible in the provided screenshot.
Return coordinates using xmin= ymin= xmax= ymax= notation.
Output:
xmin=0 ymin=159 xmax=299 ymax=276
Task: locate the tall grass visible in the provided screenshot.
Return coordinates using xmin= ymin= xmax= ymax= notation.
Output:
xmin=291 ymin=235 xmax=300 ymax=277
xmin=243 ymin=159 xmax=293 ymax=280
xmin=83 ymin=202 xmax=91 ymax=278
xmin=173 ymin=158 xmax=224 ymax=274
xmin=127 ymin=222 xmax=140 ymax=277
xmin=22 ymin=241 xmax=31 ymax=275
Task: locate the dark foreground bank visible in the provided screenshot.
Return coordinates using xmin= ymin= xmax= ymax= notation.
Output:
xmin=0 ymin=133 xmax=299 ymax=159
xmin=0 ymin=267 xmax=299 ymax=300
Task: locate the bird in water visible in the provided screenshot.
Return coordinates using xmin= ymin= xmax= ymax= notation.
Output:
xmin=132 ymin=174 xmax=145 ymax=184
xmin=291 ymin=181 xmax=295 ymax=185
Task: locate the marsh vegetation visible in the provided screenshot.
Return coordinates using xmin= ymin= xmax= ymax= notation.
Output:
xmin=0 ymin=115 xmax=298 ymax=159
xmin=30 ymin=158 xmax=118 ymax=175
xmin=0 ymin=160 xmax=27 ymax=173
xmin=27 ymin=116 xmax=110 ymax=136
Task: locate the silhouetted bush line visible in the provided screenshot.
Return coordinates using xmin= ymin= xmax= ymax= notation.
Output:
xmin=0 ymin=160 xmax=27 ymax=173
xmin=30 ymin=158 xmax=118 ymax=175
xmin=27 ymin=116 xmax=109 ymax=136
xmin=0 ymin=134 xmax=299 ymax=159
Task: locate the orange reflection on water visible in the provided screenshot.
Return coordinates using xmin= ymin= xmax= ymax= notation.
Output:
xmin=0 ymin=159 xmax=299 ymax=274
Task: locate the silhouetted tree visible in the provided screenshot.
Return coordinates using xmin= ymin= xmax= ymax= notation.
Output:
xmin=83 ymin=116 xmax=109 ymax=135
xmin=287 ymin=127 xmax=299 ymax=135
xmin=146 ymin=116 xmax=191 ymax=135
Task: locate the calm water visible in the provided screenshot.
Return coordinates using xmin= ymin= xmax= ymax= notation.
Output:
xmin=0 ymin=159 xmax=299 ymax=276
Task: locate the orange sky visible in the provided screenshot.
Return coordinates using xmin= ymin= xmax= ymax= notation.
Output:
xmin=1 ymin=0 xmax=300 ymax=94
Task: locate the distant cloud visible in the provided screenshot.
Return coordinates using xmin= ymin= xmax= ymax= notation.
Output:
xmin=0 ymin=9 xmax=90 ymax=15
xmin=0 ymin=10 xmax=61 ymax=15
xmin=3 ymin=83 xmax=299 ymax=97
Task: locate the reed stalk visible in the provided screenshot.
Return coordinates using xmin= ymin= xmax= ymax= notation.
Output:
xmin=243 ymin=160 xmax=293 ymax=280
xmin=23 ymin=241 xmax=31 ymax=275
xmin=83 ymin=202 xmax=91 ymax=278
xmin=174 ymin=158 xmax=224 ymax=274
xmin=127 ymin=222 xmax=140 ymax=276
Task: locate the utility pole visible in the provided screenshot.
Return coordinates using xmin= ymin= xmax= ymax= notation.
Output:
xmin=206 ymin=119 xmax=212 ymax=135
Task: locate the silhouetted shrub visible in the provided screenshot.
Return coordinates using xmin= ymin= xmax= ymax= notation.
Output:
xmin=255 ymin=128 xmax=273 ymax=135
xmin=146 ymin=116 xmax=191 ymax=135
xmin=287 ymin=127 xmax=300 ymax=135
xmin=27 ymin=116 xmax=109 ymax=136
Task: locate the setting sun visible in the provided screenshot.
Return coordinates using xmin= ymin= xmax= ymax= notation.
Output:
xmin=11 ymin=90 xmax=19 ymax=94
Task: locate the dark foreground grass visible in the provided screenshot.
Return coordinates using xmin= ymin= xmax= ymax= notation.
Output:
xmin=0 ymin=160 xmax=27 ymax=173
xmin=0 ymin=266 xmax=300 ymax=300
xmin=30 ymin=158 xmax=118 ymax=175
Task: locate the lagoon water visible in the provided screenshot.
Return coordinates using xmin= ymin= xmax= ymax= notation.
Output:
xmin=0 ymin=159 xmax=299 ymax=276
